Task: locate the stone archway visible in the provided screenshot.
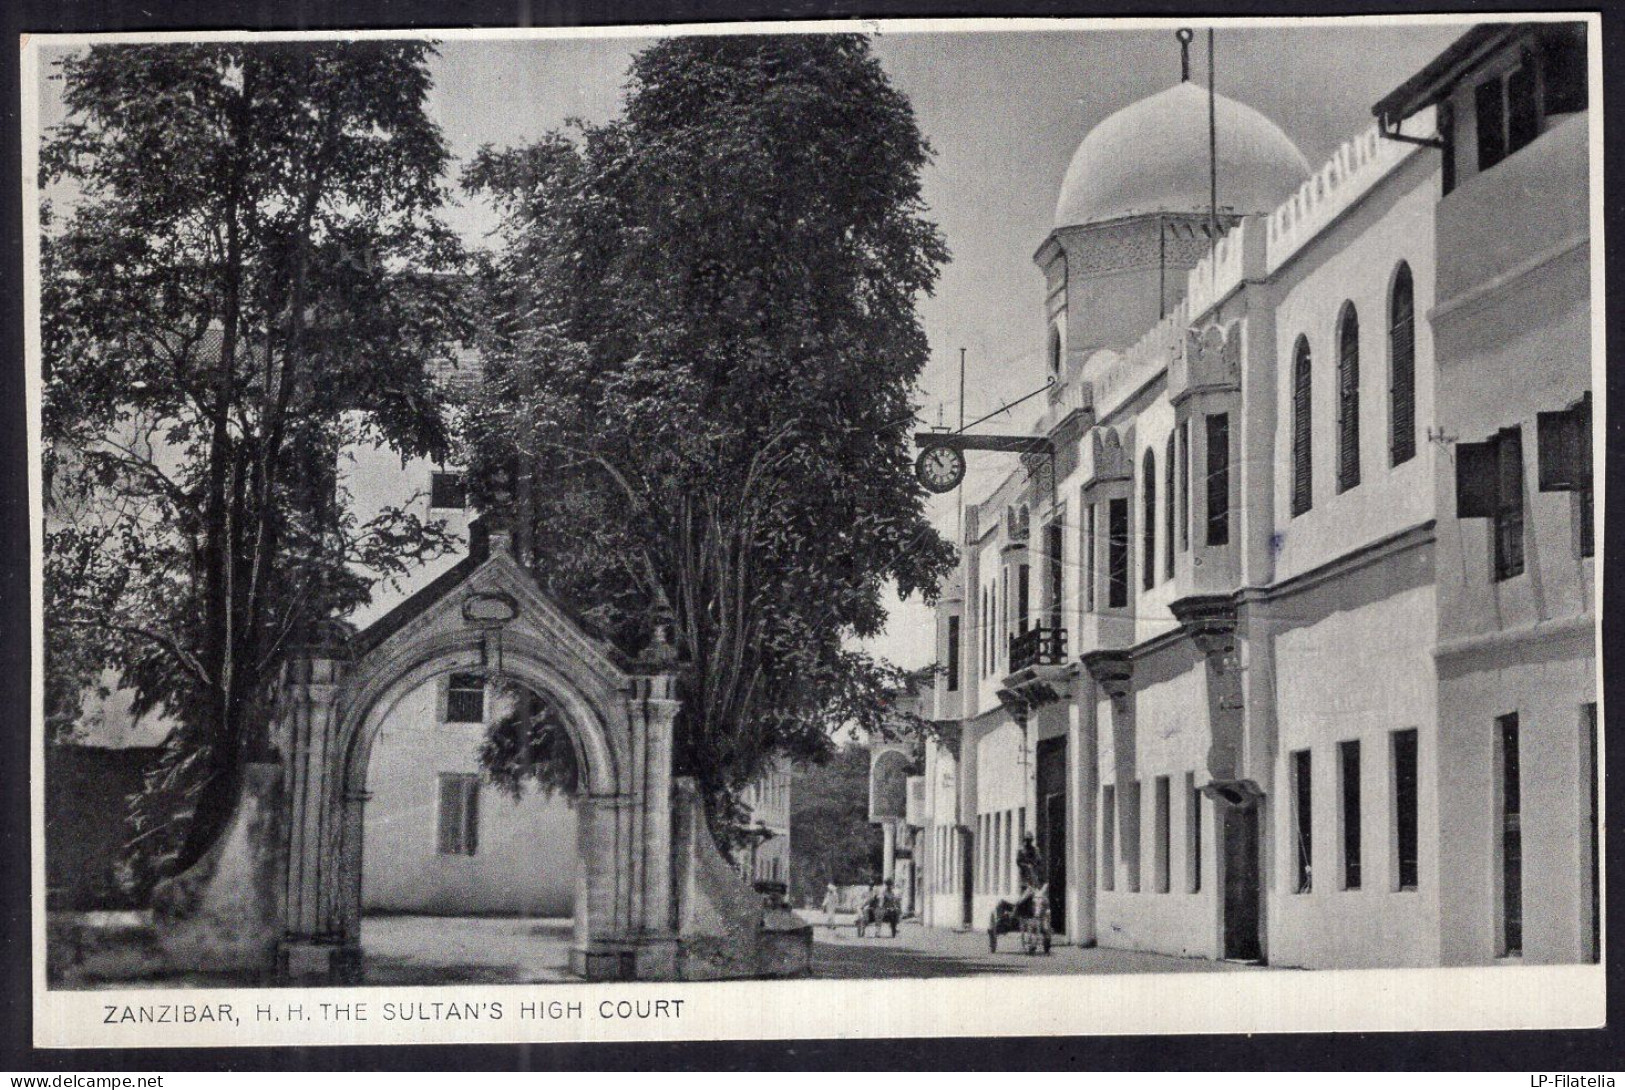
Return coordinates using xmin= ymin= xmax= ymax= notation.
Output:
xmin=118 ymin=524 xmax=809 ymax=984
xmin=274 ymin=526 xmax=680 ymax=981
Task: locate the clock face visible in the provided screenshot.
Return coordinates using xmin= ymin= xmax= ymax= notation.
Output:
xmin=916 ymin=444 xmax=966 ymax=493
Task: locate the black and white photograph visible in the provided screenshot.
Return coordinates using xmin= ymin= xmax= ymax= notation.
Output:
xmin=21 ymin=12 xmax=1604 ymax=1049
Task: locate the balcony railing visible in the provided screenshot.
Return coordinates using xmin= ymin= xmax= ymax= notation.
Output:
xmin=1009 ymin=624 xmax=1068 ymax=673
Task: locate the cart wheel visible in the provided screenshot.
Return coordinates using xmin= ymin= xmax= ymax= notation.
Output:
xmin=1043 ymin=927 xmax=1052 ymax=954
xmin=988 ymin=927 xmax=997 ymax=953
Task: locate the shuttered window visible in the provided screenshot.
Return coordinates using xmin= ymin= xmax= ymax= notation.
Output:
xmin=1205 ymin=414 xmax=1230 ymax=547
xmin=946 ymin=615 xmax=960 ymax=692
xmin=1107 ymin=498 xmax=1129 ymax=608
xmin=1164 ymin=433 xmax=1176 ymax=580
xmin=1292 ymin=336 xmax=1313 ymax=516
xmin=1389 ymin=265 xmax=1417 ymax=466
xmin=1084 ymin=502 xmax=1096 ymax=612
xmin=1142 ymin=449 xmax=1157 ymax=591
xmin=444 ymin=672 xmax=485 ymax=723
xmin=1179 ymin=421 xmax=1190 ymax=551
xmin=1536 ymin=393 xmax=1593 ymax=558
xmin=1337 ymin=304 xmax=1361 ymax=493
xmin=1292 ymin=749 xmax=1313 ymax=894
xmin=1493 ymin=428 xmax=1526 ymax=580
xmin=437 ymin=773 xmax=480 ymax=856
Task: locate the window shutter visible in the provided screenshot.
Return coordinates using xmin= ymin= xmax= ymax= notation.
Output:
xmin=1538 ymin=400 xmax=1589 ymax=492
xmin=1455 ymin=440 xmax=1499 ymax=518
xmin=1292 ymin=341 xmax=1313 ymax=515
xmin=1337 ymin=308 xmax=1361 ymax=492
xmin=438 ymin=775 xmax=464 ymax=855
xmin=1390 ymin=268 xmax=1416 ymax=466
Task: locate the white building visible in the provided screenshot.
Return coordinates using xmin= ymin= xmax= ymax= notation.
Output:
xmin=915 ymin=21 xmax=1596 ymax=969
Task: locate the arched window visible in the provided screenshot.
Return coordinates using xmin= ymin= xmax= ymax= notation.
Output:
xmin=1164 ymin=432 xmax=1177 ymax=580
xmin=1389 ymin=263 xmax=1417 ymax=466
xmin=1337 ymin=303 xmax=1361 ymax=493
xmin=1047 ymin=325 xmax=1063 ymax=376
xmin=1292 ymin=336 xmax=1313 ymax=516
xmin=1142 ymin=448 xmax=1157 ymax=590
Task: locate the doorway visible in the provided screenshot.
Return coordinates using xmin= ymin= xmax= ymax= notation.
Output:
xmin=1036 ymin=735 xmax=1068 ymax=933
xmin=1221 ymin=801 xmax=1262 ymax=962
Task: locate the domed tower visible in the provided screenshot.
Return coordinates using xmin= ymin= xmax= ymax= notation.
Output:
xmin=1034 ymin=54 xmax=1310 ymax=379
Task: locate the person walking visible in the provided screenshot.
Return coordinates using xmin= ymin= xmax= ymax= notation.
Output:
xmin=822 ymin=883 xmax=840 ymax=931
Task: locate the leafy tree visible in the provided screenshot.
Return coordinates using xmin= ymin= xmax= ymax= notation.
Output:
xmin=460 ymin=34 xmax=955 ymax=836
xmin=788 ymin=744 xmax=884 ymax=906
xmin=41 ymin=41 xmax=468 ymax=882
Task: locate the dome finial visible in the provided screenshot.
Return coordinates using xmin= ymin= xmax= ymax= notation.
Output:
xmin=1176 ymin=28 xmax=1194 ymax=83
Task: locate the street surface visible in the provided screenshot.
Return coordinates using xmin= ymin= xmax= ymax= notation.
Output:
xmin=362 ymin=914 xmax=1274 ymax=983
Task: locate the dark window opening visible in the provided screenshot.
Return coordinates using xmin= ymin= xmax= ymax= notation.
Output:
xmin=429 ymin=470 xmax=468 ymax=510
xmin=1493 ymin=429 xmax=1526 ymax=580
xmin=1048 ymin=325 xmax=1063 ymax=376
xmin=1179 ymin=421 xmax=1191 ymax=551
xmin=1107 ymin=498 xmax=1129 ymax=608
xmin=1340 ymin=740 xmax=1362 ymax=890
xmin=1538 ymin=394 xmax=1593 ymax=557
xmin=1084 ymin=502 xmax=1096 ymax=612
xmin=1017 ymin=563 xmax=1030 ymax=635
xmin=1390 ymin=264 xmax=1417 ymax=466
xmin=1498 ymin=713 xmax=1523 ymax=957
xmin=1164 ymin=434 xmax=1177 ymax=580
xmin=1292 ymin=336 xmax=1313 ymax=516
xmin=1456 ymin=427 xmax=1526 ymax=580
xmin=1540 ymin=25 xmax=1588 ymax=116
xmin=1337 ymin=304 xmax=1361 ymax=493
xmin=1101 ymin=786 xmax=1116 ymax=891
xmin=1476 ymin=75 xmax=1507 ymax=171
xmin=1292 ymin=749 xmax=1313 ymax=894
xmin=1046 ymin=522 xmax=1064 ymax=630
xmin=1205 ymin=414 xmax=1230 ymax=547
xmin=445 ymin=672 xmax=485 ymax=723
xmin=1393 ymin=729 xmax=1419 ymax=890
xmin=1188 ymin=773 xmax=1202 ymax=894
xmin=1154 ymin=776 xmax=1172 ymax=894
xmin=1142 ymin=449 xmax=1157 ymax=591
xmin=1506 ymin=57 xmax=1539 ymax=156
xmin=946 ymin=615 xmax=961 ymax=692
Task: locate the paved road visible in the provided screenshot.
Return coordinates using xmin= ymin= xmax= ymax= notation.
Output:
xmin=364 ymin=914 xmax=1273 ymax=983
xmin=808 ymin=918 xmax=1272 ymax=978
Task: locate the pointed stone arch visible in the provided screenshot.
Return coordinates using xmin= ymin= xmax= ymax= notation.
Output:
xmin=275 ymin=529 xmax=680 ymax=981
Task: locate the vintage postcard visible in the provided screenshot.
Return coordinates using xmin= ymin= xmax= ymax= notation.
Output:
xmin=24 ymin=13 xmax=1604 ymax=1050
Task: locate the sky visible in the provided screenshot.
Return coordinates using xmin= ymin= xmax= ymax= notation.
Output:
xmin=37 ymin=19 xmax=1474 ymax=671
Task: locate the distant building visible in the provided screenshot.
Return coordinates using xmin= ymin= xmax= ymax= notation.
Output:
xmin=914 ymin=21 xmax=1595 ymax=968
xmin=737 ymin=761 xmax=793 ymax=886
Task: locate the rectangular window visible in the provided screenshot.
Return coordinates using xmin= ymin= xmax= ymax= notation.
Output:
xmin=1153 ymin=776 xmax=1171 ymax=894
xmin=1124 ymin=781 xmax=1142 ymax=892
xmin=1206 ymin=414 xmax=1230 ymax=546
xmin=1291 ymin=749 xmax=1313 ymax=893
xmin=1393 ymin=728 xmax=1419 ymax=890
xmin=1476 ymin=75 xmax=1507 ymax=170
xmin=1186 ymin=772 xmax=1202 ymax=894
xmin=1084 ymin=502 xmax=1097 ymax=612
xmin=946 ymin=615 xmax=961 ymax=692
xmin=1017 ymin=564 xmax=1030 ymax=634
xmin=444 ymin=672 xmax=485 ymax=723
xmin=1179 ymin=421 xmax=1191 ymax=551
xmin=429 ymin=470 xmax=468 ymax=510
xmin=1498 ymin=713 xmax=1523 ymax=957
xmin=1506 ymin=61 xmax=1539 ymax=155
xmin=1101 ymin=786 xmax=1116 ymax=891
xmin=1107 ymin=498 xmax=1129 ymax=608
xmin=436 ymin=773 xmax=480 ymax=856
xmin=1339 ymin=740 xmax=1362 ymax=890
xmin=1046 ymin=522 xmax=1065 ymax=630
xmin=1541 ymin=25 xmax=1587 ymax=115
xmin=1494 ymin=429 xmax=1526 ymax=580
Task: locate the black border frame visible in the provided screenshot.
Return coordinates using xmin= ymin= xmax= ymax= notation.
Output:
xmin=3 ymin=0 xmax=1620 ymax=1071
